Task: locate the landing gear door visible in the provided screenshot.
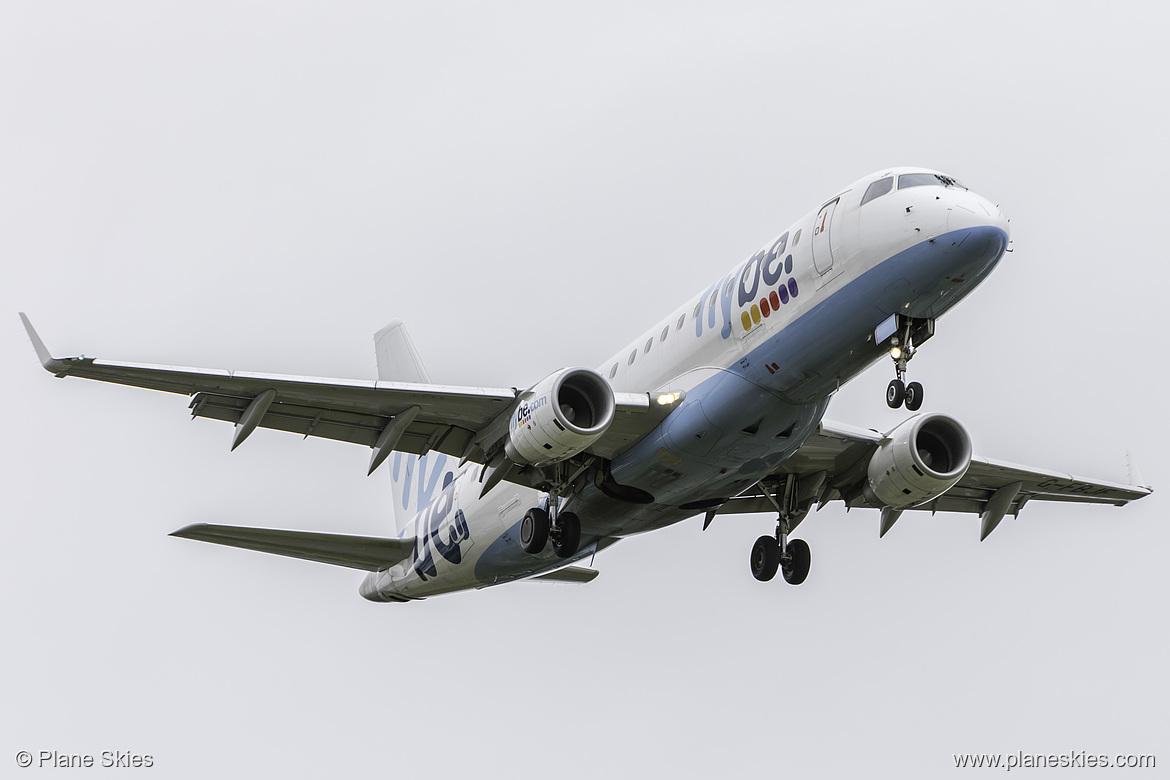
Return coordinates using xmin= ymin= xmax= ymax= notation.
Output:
xmin=812 ymin=198 xmax=838 ymax=275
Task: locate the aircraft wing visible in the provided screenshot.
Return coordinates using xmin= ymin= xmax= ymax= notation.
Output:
xmin=712 ymin=418 xmax=1152 ymax=536
xmin=20 ymin=315 xmax=669 ymax=474
xmin=171 ymin=523 xmax=416 ymax=570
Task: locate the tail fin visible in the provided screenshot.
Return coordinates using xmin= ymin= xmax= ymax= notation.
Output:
xmin=374 ymin=319 xmax=432 ymax=384
xmin=389 ymin=451 xmax=458 ymax=534
xmin=375 ymin=321 xmax=455 ymax=533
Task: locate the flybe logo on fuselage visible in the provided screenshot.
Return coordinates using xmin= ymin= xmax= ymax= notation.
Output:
xmin=392 ymin=451 xmax=451 ymax=516
xmin=410 ymin=478 xmax=472 ymax=581
xmin=693 ymin=230 xmax=800 ymax=341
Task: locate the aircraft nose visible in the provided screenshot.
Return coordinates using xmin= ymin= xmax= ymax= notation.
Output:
xmin=948 ymin=190 xmax=1010 ymax=241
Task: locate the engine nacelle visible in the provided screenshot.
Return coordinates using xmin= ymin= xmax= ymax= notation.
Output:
xmin=504 ymin=367 xmax=616 ymax=467
xmin=864 ymin=413 xmax=972 ymax=509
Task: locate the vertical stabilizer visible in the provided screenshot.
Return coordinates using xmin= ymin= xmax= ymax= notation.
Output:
xmin=374 ymin=319 xmax=432 ymax=384
xmin=375 ymin=320 xmax=449 ymax=533
xmin=389 ymin=451 xmax=458 ymax=535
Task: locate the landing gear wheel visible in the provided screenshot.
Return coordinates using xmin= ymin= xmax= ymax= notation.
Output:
xmin=886 ymin=379 xmax=905 ymax=408
xmin=551 ymin=511 xmax=581 ymax=558
xmin=520 ymin=507 xmax=550 ymax=554
xmin=750 ymin=535 xmax=781 ymax=582
xmin=781 ymin=539 xmax=811 ymax=585
xmin=904 ymin=381 xmax=924 ymax=411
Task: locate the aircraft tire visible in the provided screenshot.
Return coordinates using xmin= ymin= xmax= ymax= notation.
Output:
xmin=520 ymin=507 xmax=550 ymax=554
xmin=750 ymin=535 xmax=781 ymax=582
xmin=782 ymin=539 xmax=811 ymax=585
xmin=886 ymin=379 xmax=905 ymax=408
xmin=904 ymin=381 xmax=923 ymax=411
xmin=552 ymin=512 xmax=581 ymax=558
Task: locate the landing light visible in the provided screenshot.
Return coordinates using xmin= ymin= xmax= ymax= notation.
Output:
xmin=657 ymin=392 xmax=683 ymax=406
xmin=890 ymin=347 xmax=902 ymax=360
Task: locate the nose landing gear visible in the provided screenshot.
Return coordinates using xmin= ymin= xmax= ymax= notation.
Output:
xmin=750 ymin=524 xmax=811 ymax=584
xmin=884 ymin=316 xmax=933 ymax=411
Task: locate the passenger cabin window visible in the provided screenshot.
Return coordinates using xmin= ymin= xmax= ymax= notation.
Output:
xmin=676 ymin=313 xmax=685 ymax=330
xmin=628 ymin=349 xmax=637 ymax=366
xmin=793 ymin=229 xmax=801 ymax=245
xmin=644 ymin=337 xmax=653 ymax=354
xmin=660 ymin=325 xmax=669 ymax=342
xmin=861 ymin=176 xmax=894 ymax=205
xmin=692 ymin=301 xmax=702 ymax=319
xmin=609 ymin=363 xmax=618 ymax=379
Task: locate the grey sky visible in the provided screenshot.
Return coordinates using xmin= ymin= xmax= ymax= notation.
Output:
xmin=3 ymin=2 xmax=1166 ymax=777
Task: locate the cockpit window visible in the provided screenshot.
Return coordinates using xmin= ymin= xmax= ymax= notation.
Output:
xmin=861 ymin=177 xmax=894 ymax=205
xmin=898 ymin=173 xmax=967 ymax=190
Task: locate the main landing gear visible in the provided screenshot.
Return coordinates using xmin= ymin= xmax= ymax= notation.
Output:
xmin=520 ymin=507 xmax=582 ymax=559
xmin=884 ymin=316 xmax=934 ymax=412
xmin=518 ymin=460 xmax=587 ymax=559
xmin=749 ymin=477 xmax=812 ymax=585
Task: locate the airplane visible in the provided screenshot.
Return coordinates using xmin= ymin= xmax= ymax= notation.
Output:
xmin=21 ymin=167 xmax=1152 ymax=602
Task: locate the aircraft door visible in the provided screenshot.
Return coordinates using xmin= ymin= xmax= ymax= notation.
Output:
xmin=812 ymin=199 xmax=838 ymax=275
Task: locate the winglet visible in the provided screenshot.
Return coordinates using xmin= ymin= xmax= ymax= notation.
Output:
xmin=19 ymin=312 xmax=71 ymax=374
xmin=19 ymin=312 xmax=53 ymax=366
xmin=1126 ymin=451 xmax=1148 ymax=489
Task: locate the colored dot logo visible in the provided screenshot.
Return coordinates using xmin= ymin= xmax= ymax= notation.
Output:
xmin=743 ymin=280 xmax=798 ymax=330
xmin=740 ymin=252 xmax=799 ymax=333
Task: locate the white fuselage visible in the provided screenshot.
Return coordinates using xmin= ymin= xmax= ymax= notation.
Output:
xmin=362 ymin=168 xmax=1011 ymax=601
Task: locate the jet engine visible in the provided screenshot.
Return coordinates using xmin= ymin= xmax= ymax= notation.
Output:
xmin=864 ymin=413 xmax=972 ymax=509
xmin=504 ymin=367 xmax=616 ymax=467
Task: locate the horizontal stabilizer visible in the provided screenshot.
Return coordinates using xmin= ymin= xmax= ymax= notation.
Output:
xmin=526 ymin=566 xmax=599 ymax=584
xmin=171 ymin=523 xmax=415 ymax=571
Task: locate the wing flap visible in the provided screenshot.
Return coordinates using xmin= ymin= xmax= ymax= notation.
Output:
xmin=187 ymin=392 xmax=474 ymax=455
xmin=171 ymin=523 xmax=415 ymax=571
xmin=61 ymin=357 xmax=515 ymax=426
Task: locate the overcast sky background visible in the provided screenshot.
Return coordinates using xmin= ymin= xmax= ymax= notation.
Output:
xmin=2 ymin=2 xmax=1166 ymax=777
